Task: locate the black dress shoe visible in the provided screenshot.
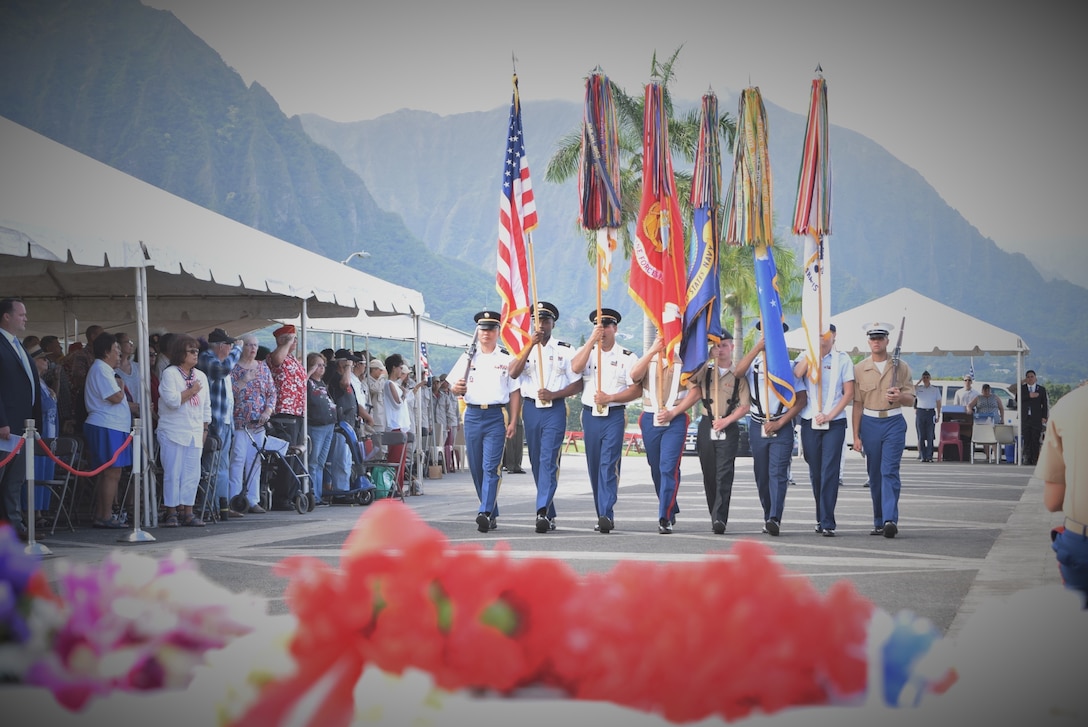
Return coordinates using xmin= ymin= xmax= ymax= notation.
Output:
xmin=535 ymin=513 xmax=550 ymax=533
xmin=814 ymin=524 xmax=824 ymax=534
xmin=476 ymin=512 xmax=490 ymax=533
xmin=596 ymin=515 xmax=613 ymax=534
xmin=509 ymin=468 xmax=526 ymax=474
xmin=882 ymin=521 xmax=898 ymax=538
xmin=765 ymin=519 xmax=780 ymax=536
xmin=712 ymin=520 xmax=726 ymax=535
xmin=658 ymin=518 xmax=673 ymax=534
xmin=489 ymin=515 xmax=498 ymax=530
xmin=869 ymin=526 xmax=885 ymax=536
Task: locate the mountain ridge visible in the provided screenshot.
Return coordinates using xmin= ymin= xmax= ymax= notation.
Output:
xmin=0 ymin=0 xmax=1082 ymax=383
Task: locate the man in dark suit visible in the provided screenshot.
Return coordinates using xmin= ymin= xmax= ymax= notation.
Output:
xmin=0 ymin=298 xmax=44 ymax=541
xmin=1021 ymin=369 xmax=1049 ymax=466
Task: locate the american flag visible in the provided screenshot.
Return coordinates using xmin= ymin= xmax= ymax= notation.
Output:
xmin=496 ymin=74 xmax=537 ymax=355
xmin=419 ymin=341 xmax=430 ymax=378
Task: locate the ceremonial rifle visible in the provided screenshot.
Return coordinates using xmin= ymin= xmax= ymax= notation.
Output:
xmin=890 ymin=315 xmax=906 ymax=391
xmin=461 ymin=328 xmax=479 ymax=384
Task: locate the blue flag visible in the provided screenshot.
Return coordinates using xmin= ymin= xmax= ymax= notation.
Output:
xmin=679 ymin=206 xmax=721 ymax=384
xmin=753 ymin=243 xmax=796 ymax=408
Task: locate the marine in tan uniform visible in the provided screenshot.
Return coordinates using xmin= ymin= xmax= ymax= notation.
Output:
xmin=851 ymin=321 xmax=915 ymax=538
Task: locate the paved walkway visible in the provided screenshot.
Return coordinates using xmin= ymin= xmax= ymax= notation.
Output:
xmin=33 ymin=448 xmax=1063 ymax=637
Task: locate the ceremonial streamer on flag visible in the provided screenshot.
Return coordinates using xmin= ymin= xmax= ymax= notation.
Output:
xmin=680 ymin=91 xmax=723 ymax=384
xmin=579 ymin=71 xmax=622 ymax=290
xmin=793 ymin=75 xmax=832 ymax=402
xmin=496 ymin=73 xmax=538 ymax=355
xmin=725 ymin=87 xmax=795 ymax=408
xmin=630 ymin=82 xmax=687 ymax=365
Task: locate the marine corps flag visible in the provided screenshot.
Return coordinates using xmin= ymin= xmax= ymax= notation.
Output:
xmin=679 ymin=92 xmax=723 ymax=384
xmin=496 ymin=73 xmax=537 ymax=355
xmin=630 ymin=82 xmax=687 ymax=364
xmin=725 ymin=87 xmax=795 ymax=409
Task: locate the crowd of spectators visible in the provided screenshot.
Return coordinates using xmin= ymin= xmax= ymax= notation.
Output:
xmin=0 ymin=304 xmax=462 ymax=538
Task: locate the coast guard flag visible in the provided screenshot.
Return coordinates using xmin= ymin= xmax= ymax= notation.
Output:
xmin=496 ymin=75 xmax=537 ymax=356
xmin=754 ymin=243 xmax=796 ymax=408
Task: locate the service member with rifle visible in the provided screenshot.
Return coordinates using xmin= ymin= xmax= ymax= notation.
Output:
xmin=852 ymin=319 xmax=915 ymax=538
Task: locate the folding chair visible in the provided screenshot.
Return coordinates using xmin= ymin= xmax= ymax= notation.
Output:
xmin=970 ymin=422 xmax=998 ymax=464
xmin=38 ymin=436 xmax=81 ymax=534
xmin=993 ymin=424 xmax=1016 ymax=463
xmin=937 ymin=422 xmax=963 ymax=462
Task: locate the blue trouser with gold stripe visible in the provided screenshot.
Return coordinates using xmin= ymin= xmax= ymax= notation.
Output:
xmin=523 ymin=397 xmax=566 ymax=519
xmin=464 ymin=404 xmax=505 ymax=517
xmin=859 ymin=413 xmax=906 ymax=527
xmin=581 ymin=405 xmax=625 ymax=521
xmin=639 ymin=411 xmax=686 ymax=522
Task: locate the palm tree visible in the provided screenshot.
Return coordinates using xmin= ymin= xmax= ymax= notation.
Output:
xmin=545 ymin=47 xmax=799 ymax=358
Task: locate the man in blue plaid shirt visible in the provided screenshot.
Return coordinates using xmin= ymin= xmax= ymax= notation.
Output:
xmin=198 ymin=328 xmax=242 ymax=517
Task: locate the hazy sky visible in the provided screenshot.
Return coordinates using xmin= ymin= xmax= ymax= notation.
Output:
xmin=145 ymin=0 xmax=1085 ymax=276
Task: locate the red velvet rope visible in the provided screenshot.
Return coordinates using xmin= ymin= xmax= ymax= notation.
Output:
xmin=37 ymin=433 xmax=135 ymax=478
xmin=0 ymin=437 xmax=25 ymax=468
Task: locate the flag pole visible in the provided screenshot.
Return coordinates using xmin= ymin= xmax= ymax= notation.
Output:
xmin=596 ymin=246 xmax=603 ymax=412
xmin=526 ymin=230 xmax=546 ymax=388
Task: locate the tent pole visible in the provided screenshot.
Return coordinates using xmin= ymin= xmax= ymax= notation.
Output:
xmin=121 ymin=264 xmax=155 ymax=542
xmin=301 ymin=301 xmax=310 ymax=483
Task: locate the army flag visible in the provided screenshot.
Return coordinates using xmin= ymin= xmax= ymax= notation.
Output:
xmin=496 ymin=74 xmax=537 ymax=355
xmin=579 ymin=71 xmax=622 ymax=291
xmin=630 ymin=82 xmax=687 ymax=363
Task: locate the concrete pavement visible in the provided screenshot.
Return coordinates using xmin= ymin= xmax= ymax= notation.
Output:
xmin=34 ymin=447 xmax=1063 ymax=636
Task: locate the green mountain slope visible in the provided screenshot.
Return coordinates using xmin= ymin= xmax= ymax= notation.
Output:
xmin=0 ymin=0 xmax=492 ymax=330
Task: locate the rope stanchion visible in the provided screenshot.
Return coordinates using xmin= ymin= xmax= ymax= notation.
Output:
xmin=0 ymin=436 xmax=24 ymax=468
xmin=120 ymin=419 xmax=153 ymax=544
xmin=37 ymin=432 xmax=133 ymax=478
xmin=21 ymin=420 xmax=51 ymax=557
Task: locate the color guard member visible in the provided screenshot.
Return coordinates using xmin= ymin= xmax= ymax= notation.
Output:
xmin=507 ymin=301 xmax=582 ymax=533
xmin=736 ymin=327 xmax=807 ymax=536
xmin=449 ymin=310 xmax=521 ymax=533
xmin=793 ymin=323 xmax=854 ymax=536
xmin=852 ymin=321 xmax=915 ymax=538
xmin=697 ymin=331 xmax=750 ymax=534
xmin=570 ymin=308 xmax=640 ymax=534
xmin=630 ymin=335 xmax=702 ymax=534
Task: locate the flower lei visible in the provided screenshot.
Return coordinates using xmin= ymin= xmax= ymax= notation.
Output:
xmin=0 ymin=524 xmax=258 ymax=710
xmin=233 ymin=501 xmax=876 ymax=725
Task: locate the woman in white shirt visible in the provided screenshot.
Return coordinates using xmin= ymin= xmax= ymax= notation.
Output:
xmin=157 ymin=334 xmax=211 ymax=527
xmin=83 ymin=333 xmax=135 ymax=528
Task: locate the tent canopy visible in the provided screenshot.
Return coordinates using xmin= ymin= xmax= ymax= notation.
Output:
xmin=296 ymin=312 xmax=473 ymax=349
xmin=0 ymin=116 xmax=423 ymax=338
xmin=785 ymin=287 xmax=1029 ymax=357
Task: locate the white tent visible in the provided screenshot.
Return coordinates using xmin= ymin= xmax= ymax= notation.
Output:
xmin=0 ymin=115 xmax=423 ymax=338
xmin=785 ymin=287 xmax=1029 ymax=358
xmin=298 ymin=312 xmax=472 ymax=349
xmin=785 ymin=287 xmax=1031 ymax=462
xmin=0 ymin=115 xmax=431 ymax=532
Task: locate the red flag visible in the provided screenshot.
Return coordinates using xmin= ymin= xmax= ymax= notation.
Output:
xmin=496 ymin=74 xmax=537 ymax=355
xmin=629 ymin=83 xmax=686 ymax=362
